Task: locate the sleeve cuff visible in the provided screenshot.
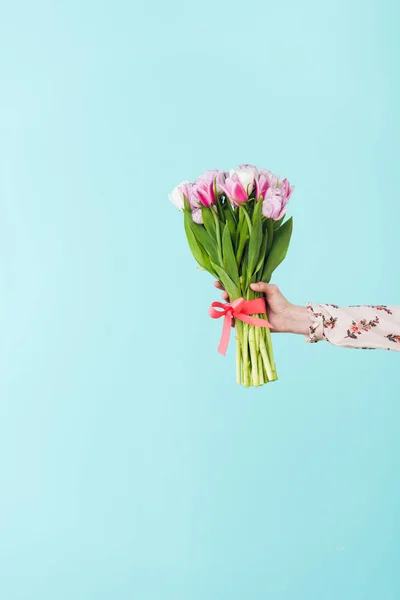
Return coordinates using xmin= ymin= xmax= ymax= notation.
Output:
xmin=305 ymin=302 xmax=330 ymax=343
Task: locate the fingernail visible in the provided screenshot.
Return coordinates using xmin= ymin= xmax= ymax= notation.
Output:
xmin=250 ymin=283 xmax=258 ymax=290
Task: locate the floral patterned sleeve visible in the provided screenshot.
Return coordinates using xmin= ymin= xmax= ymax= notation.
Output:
xmin=306 ymin=304 xmax=400 ymax=351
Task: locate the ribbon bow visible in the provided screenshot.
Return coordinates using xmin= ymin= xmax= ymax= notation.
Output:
xmin=209 ymin=297 xmax=272 ymax=356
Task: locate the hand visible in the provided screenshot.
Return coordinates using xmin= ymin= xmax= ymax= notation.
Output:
xmin=213 ymin=281 xmax=310 ymax=335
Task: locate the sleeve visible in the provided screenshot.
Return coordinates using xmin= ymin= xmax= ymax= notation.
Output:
xmin=305 ymin=303 xmax=400 ymax=351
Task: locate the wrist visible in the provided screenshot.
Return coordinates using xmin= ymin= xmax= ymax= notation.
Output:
xmin=282 ymin=304 xmax=310 ymax=335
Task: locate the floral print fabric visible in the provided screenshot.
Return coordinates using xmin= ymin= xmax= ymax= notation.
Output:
xmin=306 ymin=303 xmax=400 ymax=351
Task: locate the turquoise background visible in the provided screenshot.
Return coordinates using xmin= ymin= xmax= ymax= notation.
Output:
xmin=1 ymin=0 xmax=399 ymax=598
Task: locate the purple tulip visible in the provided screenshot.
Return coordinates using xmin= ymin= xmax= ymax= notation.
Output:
xmin=262 ymin=187 xmax=288 ymax=220
xmin=191 ymin=207 xmax=203 ymax=224
xmin=259 ymin=168 xmax=273 ymax=178
xmin=219 ymin=173 xmax=249 ymax=206
xmin=200 ymin=169 xmax=220 ymax=181
xmin=259 ymin=169 xmax=281 ymax=189
xmin=255 ymin=170 xmax=294 ymax=204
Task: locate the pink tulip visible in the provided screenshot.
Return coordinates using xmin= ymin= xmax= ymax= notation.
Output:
xmin=262 ymin=187 xmax=288 ymax=220
xmin=198 ymin=169 xmax=227 ymax=193
xmin=259 ymin=168 xmax=273 ymax=178
xmin=192 ymin=177 xmax=216 ymax=207
xmin=200 ymin=169 xmax=219 ymax=181
xmin=259 ymin=168 xmax=281 ymax=189
xmin=254 ymin=174 xmax=270 ymax=201
xmin=281 ymin=178 xmax=294 ymax=199
xmin=220 ymin=173 xmax=249 ymax=206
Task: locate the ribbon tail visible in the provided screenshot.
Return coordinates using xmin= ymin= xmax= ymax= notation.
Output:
xmin=217 ymin=313 xmax=233 ymax=356
xmin=237 ymin=314 xmax=272 ymax=328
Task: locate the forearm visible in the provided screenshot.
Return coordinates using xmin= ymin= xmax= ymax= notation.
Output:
xmin=286 ymin=303 xmax=400 ymax=351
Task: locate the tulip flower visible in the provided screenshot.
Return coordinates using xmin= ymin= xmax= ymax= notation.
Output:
xmin=262 ymin=187 xmax=288 ymax=220
xmin=229 ymin=165 xmax=258 ymax=196
xmin=281 ymin=178 xmax=294 ymax=199
xmin=219 ymin=173 xmax=249 ymax=205
xmin=254 ymin=173 xmax=270 ymax=201
xmin=192 ymin=177 xmax=216 ymax=207
xmin=256 ymin=170 xmax=294 ymax=203
xmin=198 ymin=169 xmax=227 ymax=193
xmin=168 ymin=181 xmax=193 ymax=210
xmin=191 ymin=207 xmax=203 ymax=224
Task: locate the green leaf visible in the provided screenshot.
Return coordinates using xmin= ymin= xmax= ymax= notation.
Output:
xmin=240 ymin=245 xmax=248 ymax=296
xmin=261 ymin=217 xmax=293 ymax=282
xmin=235 ymin=207 xmax=250 ymax=264
xmin=201 ymin=206 xmax=217 ymax=242
xmin=252 ymin=198 xmax=262 ymax=225
xmin=183 ymin=211 xmax=213 ymax=273
xmin=182 ymin=196 xmax=220 ymax=272
xmin=273 ymin=215 xmax=286 ymax=230
xmin=224 ymin=206 xmax=237 ymax=248
xmin=190 ymin=220 xmax=220 ymax=265
xmin=183 ymin=195 xmax=191 ymax=213
xmin=211 ymin=262 xmax=240 ymax=300
xmin=222 ymin=224 xmax=240 ymax=287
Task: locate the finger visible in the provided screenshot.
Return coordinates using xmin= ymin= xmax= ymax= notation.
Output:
xmin=250 ymin=282 xmax=278 ymax=298
xmin=222 ymin=292 xmax=229 ymax=301
xmin=214 ymin=281 xmax=224 ymax=290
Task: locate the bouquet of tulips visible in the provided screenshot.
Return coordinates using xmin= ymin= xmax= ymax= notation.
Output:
xmin=169 ymin=165 xmax=293 ymax=387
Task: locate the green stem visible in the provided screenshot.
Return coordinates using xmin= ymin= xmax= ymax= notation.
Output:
xmin=258 ymin=354 xmax=264 ymax=386
xmin=248 ymin=325 xmax=259 ymax=386
xmin=266 ymin=218 xmax=274 ymax=252
xmin=236 ymin=320 xmax=244 ymax=385
xmin=260 ymin=328 xmax=275 ymax=381
xmin=265 ymin=326 xmax=277 ymax=376
xmin=212 ymin=209 xmax=223 ymax=264
xmin=242 ymin=206 xmax=252 ymax=233
xmin=236 ymin=327 xmax=241 ymax=385
xmin=255 ymin=318 xmax=261 ymax=349
xmin=242 ymin=323 xmax=251 ymax=387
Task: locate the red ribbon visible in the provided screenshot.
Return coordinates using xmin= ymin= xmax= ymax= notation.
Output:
xmin=209 ymin=297 xmax=272 ymax=356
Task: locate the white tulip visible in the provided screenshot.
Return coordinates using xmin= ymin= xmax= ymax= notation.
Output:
xmin=168 ymin=180 xmax=191 ymax=210
xmin=229 ymin=165 xmax=258 ymax=195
